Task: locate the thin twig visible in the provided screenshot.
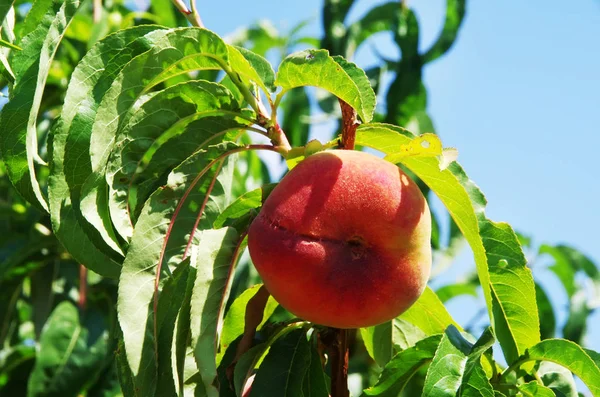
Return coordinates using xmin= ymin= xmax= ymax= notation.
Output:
xmin=188 ymin=0 xmax=204 ymax=28
xmin=93 ymin=0 xmax=102 ymax=23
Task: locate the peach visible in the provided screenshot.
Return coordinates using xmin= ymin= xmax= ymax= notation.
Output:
xmin=247 ymin=150 xmax=431 ymax=329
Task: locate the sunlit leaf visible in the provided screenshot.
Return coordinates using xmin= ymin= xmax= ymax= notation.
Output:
xmin=49 ymin=25 xmax=166 ymax=278
xmin=276 ymin=49 xmax=376 ymax=123
xmin=522 ymin=339 xmax=600 ymax=396
xmin=356 ymin=123 xmax=540 ymax=367
xmin=363 ymin=334 xmax=442 ymax=396
xmin=190 ymin=227 xmax=243 ymax=397
xmin=0 ymin=0 xmax=82 ymax=211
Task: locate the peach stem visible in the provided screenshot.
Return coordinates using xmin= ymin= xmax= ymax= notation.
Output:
xmin=324 ymin=328 xmax=350 ymax=397
xmin=339 ymin=99 xmax=359 ymax=150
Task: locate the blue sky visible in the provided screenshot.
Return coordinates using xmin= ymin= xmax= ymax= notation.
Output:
xmin=198 ymin=0 xmax=600 ymax=354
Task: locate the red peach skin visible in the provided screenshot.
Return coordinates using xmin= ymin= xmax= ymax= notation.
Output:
xmin=248 ymin=150 xmax=431 ymax=329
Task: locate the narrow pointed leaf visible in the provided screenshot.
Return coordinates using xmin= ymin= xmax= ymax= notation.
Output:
xmin=190 ymin=227 xmax=244 ymax=397
xmin=49 ymin=26 xmax=166 ymax=278
xmin=249 ymin=328 xmax=312 ymax=397
xmin=80 ymin=28 xmax=254 ymax=251
xmin=105 ymin=80 xmax=245 ymax=240
xmin=117 ymin=142 xmax=239 ymax=395
xmin=0 ymin=0 xmax=82 ymax=211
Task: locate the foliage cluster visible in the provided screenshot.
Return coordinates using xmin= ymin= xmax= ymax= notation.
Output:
xmin=0 ymin=0 xmax=599 ymax=396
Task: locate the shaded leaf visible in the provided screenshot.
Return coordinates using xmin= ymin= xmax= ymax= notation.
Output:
xmin=27 ymin=301 xmax=109 ymax=397
xmin=538 ymin=361 xmax=578 ymax=397
xmin=249 ymin=328 xmax=312 ymax=397
xmin=518 ymin=381 xmax=555 ymax=397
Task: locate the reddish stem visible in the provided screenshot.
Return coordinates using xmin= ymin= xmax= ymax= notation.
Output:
xmin=79 ymin=265 xmax=87 ymax=311
xmin=339 ymin=99 xmax=359 ymax=150
xmin=322 ymin=328 xmax=350 ymax=397
xmin=182 ymin=159 xmax=225 ymax=260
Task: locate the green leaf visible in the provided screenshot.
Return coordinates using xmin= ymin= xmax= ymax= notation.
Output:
xmin=233 ymin=322 xmax=309 ymax=395
xmin=78 ymin=28 xmax=259 ymax=251
xmin=249 ymin=328 xmax=312 ymax=397
xmin=518 ymin=381 xmax=555 ymax=397
xmin=49 ymin=25 xmax=166 ymax=278
xmin=541 ymin=244 xmax=599 ymax=305
xmin=27 ymin=301 xmax=109 ymax=397
xmin=535 ymin=283 xmax=556 ymax=340
xmin=218 ymin=284 xmax=278 ymax=364
xmin=0 ymin=0 xmax=82 ymax=211
xmin=302 ymin=341 xmax=329 ymax=397
xmin=0 ymin=344 xmax=35 ymax=395
xmin=363 ymin=334 xmax=442 ymax=396
xmin=435 ymin=281 xmax=478 ymax=303
xmin=360 ymin=318 xmax=426 ymax=368
xmin=117 ymin=142 xmax=239 ymax=396
xmin=190 ymin=227 xmax=244 ymax=397
xmin=232 ymin=45 xmax=276 ymax=94
xmin=155 ymin=260 xmax=193 ymax=397
xmin=538 ymin=361 xmax=578 ymax=397
xmin=488 ymin=256 xmax=539 ymax=365
xmin=423 ymin=0 xmax=467 ymax=64
xmin=522 ymin=339 xmax=600 ymax=396
xmin=562 ymin=289 xmax=590 ymax=345
xmin=422 ymin=326 xmax=494 ymax=397
xmin=459 ymin=363 xmax=494 ymax=397
xmin=0 ymin=1 xmax=15 ymax=25
xmin=399 ymin=286 xmax=462 ymax=335
xmin=356 ymin=123 xmax=540 ymax=365
xmin=234 ymin=343 xmax=267 ymax=396
xmin=213 ymin=184 xmax=276 ymax=230
xmin=276 ymin=49 xmax=376 ymax=123
xmin=105 ymin=80 xmax=244 ymax=241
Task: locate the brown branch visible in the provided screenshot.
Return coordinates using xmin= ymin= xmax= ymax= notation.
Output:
xmin=322 ymin=328 xmax=350 ymax=397
xmin=338 ymin=99 xmax=359 ymax=150
xmin=79 ymin=265 xmax=88 ymax=311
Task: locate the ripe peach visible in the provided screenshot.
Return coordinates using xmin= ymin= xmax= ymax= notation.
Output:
xmin=247 ymin=150 xmax=431 ymax=329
